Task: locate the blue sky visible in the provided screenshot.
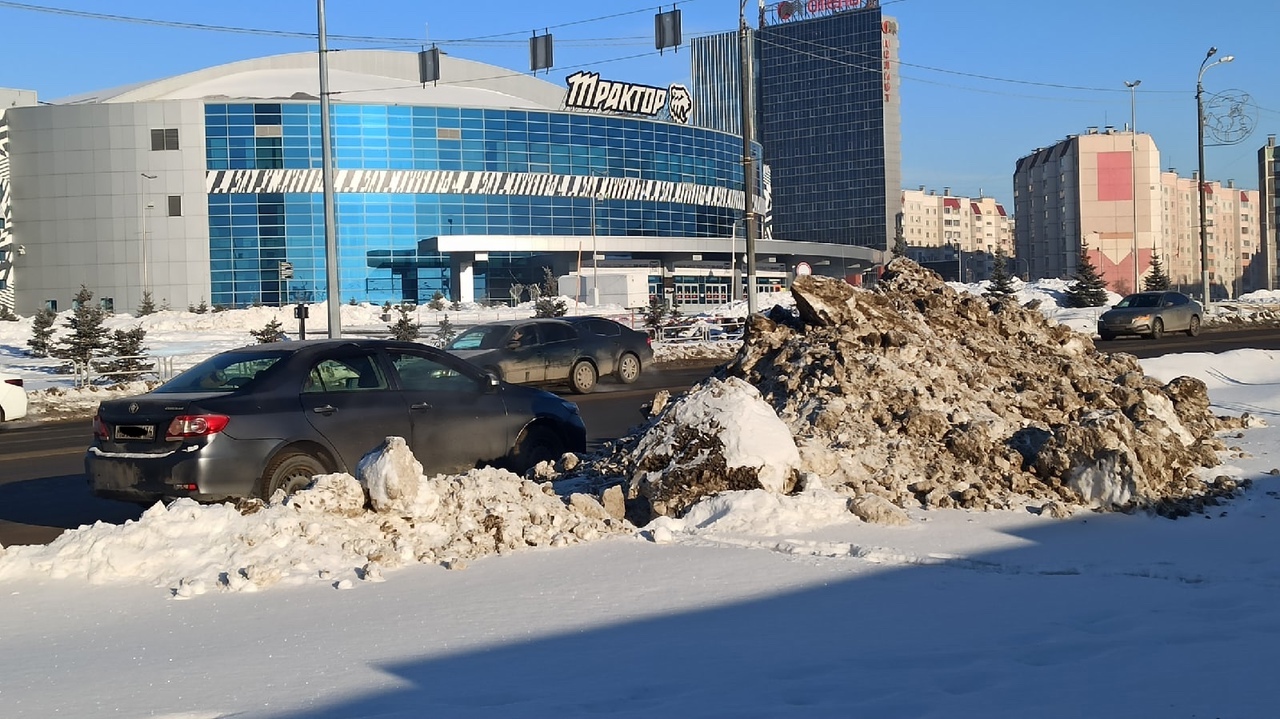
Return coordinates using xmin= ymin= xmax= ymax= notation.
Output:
xmin=2 ymin=0 xmax=1276 ymax=207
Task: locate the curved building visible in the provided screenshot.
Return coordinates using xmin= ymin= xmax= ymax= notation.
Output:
xmin=0 ymin=50 xmax=881 ymax=315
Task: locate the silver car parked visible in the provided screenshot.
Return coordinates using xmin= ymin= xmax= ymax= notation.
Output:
xmin=1097 ymin=291 xmax=1203 ymax=340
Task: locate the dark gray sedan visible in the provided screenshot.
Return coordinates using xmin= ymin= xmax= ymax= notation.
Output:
xmin=86 ymin=339 xmax=586 ymax=504
xmin=446 ymin=317 xmax=654 ymax=394
xmin=1097 ymin=291 xmax=1203 ymax=340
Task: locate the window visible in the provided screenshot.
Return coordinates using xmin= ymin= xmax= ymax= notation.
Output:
xmin=44 ymin=300 xmax=57 ymax=312
xmin=150 ymin=128 xmax=179 ymax=151
xmin=389 ymin=350 xmax=477 ymax=392
xmin=167 ymin=196 xmax=182 ymax=217
xmin=303 ymin=354 xmax=388 ymax=393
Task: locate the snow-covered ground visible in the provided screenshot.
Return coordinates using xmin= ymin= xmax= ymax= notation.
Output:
xmin=1 ymin=281 xmax=1280 ymax=717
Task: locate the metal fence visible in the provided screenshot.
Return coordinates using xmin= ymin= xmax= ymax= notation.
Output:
xmin=73 ymin=355 xmax=177 ymax=388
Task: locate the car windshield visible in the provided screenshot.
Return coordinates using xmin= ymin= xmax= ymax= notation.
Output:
xmin=1116 ymin=294 xmax=1162 ymax=309
xmin=154 ymin=350 xmax=290 ymax=393
xmin=447 ymin=326 xmax=510 ymax=351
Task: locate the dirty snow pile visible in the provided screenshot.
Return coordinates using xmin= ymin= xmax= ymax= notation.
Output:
xmin=560 ymin=258 xmax=1258 ymax=523
xmin=0 ymin=437 xmax=624 ymax=594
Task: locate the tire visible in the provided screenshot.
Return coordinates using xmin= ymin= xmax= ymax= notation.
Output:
xmin=1148 ymin=318 xmax=1164 ymax=340
xmin=1187 ymin=315 xmax=1201 ymax=337
xmin=615 ymin=352 xmax=642 ymax=384
xmin=569 ymin=360 xmax=598 ymax=394
xmin=1098 ymin=331 xmax=1115 ymax=342
xmin=259 ymin=450 xmax=330 ymax=500
xmin=510 ymin=424 xmax=566 ymax=475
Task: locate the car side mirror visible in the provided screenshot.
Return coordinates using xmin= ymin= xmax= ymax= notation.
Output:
xmin=485 ymin=372 xmax=501 ymax=389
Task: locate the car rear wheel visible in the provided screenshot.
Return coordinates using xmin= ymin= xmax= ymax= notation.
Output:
xmin=569 ymin=360 xmax=597 ymax=394
xmin=615 ymin=353 xmax=642 ymax=384
xmin=510 ymin=424 xmax=566 ymax=475
xmin=1187 ymin=315 xmax=1201 ymax=337
xmin=1148 ymin=318 xmax=1164 ymax=340
xmin=260 ymin=450 xmax=330 ymax=500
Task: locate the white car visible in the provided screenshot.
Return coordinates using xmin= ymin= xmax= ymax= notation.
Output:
xmin=0 ymin=372 xmax=28 ymax=422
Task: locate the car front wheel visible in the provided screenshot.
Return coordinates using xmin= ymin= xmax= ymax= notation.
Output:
xmin=569 ymin=360 xmax=597 ymax=394
xmin=260 ymin=450 xmax=330 ymax=499
xmin=1148 ymin=318 xmax=1164 ymax=340
xmin=1187 ymin=315 xmax=1201 ymax=337
xmin=510 ymin=425 xmax=566 ymax=475
xmin=615 ymin=353 xmax=642 ymax=384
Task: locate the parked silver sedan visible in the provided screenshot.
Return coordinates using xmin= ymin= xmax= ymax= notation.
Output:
xmin=1097 ymin=291 xmax=1203 ymax=340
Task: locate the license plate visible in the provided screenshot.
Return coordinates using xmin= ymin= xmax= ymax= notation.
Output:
xmin=114 ymin=424 xmax=156 ymax=441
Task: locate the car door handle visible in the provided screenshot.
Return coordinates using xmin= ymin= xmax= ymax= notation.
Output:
xmin=312 ymin=404 xmax=337 ymax=415
xmin=410 ymin=402 xmax=432 ymax=411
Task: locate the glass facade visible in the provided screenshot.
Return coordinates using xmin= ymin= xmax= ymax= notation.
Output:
xmin=757 ymin=7 xmax=899 ymax=249
xmin=204 ymin=103 xmax=750 ymax=307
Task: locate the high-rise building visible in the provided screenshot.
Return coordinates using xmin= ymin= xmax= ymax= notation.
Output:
xmin=690 ymin=1 xmax=901 ymax=263
xmin=1259 ymin=134 xmax=1278 ymax=291
xmin=1014 ymin=127 xmax=1259 ymax=298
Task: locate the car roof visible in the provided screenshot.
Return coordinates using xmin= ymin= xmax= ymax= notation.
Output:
xmin=220 ymin=338 xmax=439 ymax=354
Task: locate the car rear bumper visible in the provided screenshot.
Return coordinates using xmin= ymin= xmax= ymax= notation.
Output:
xmin=85 ymin=437 xmax=277 ymax=503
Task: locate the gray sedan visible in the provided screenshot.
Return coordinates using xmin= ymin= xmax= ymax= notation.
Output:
xmin=1097 ymin=291 xmax=1203 ymax=340
xmin=446 ymin=317 xmax=654 ymax=394
xmin=86 ymin=339 xmax=586 ymax=504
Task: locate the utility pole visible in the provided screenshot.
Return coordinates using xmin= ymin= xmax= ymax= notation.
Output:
xmin=318 ymin=0 xmax=341 ymax=337
xmin=1125 ymin=80 xmax=1141 ymax=294
xmin=739 ymin=0 xmax=758 ymax=314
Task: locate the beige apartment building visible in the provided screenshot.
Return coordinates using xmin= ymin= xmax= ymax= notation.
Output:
xmin=901 ymin=187 xmax=1013 ymax=280
xmin=1014 ymin=127 xmax=1259 ymax=298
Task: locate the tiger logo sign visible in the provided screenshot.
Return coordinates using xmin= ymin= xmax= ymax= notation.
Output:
xmin=667 ymin=84 xmax=692 ymax=125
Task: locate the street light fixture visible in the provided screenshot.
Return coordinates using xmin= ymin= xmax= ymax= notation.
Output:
xmin=1197 ymin=46 xmax=1233 ymax=305
xmin=1124 ymin=80 xmax=1141 ymax=294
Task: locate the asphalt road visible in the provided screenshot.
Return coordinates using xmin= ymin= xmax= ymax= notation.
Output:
xmin=3 ymin=326 xmax=1279 ymax=547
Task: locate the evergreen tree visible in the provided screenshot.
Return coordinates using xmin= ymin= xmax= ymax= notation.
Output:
xmin=0 ymin=304 xmax=17 ymax=321
xmin=188 ymin=298 xmax=210 ymax=314
xmin=250 ymin=319 xmax=287 ymax=344
xmin=1142 ymin=254 xmax=1171 ymax=291
xmin=27 ymin=308 xmax=57 ymax=357
xmin=541 ymin=266 xmax=559 ymax=298
xmin=534 ymin=296 xmax=568 ymax=318
xmin=427 ymin=291 xmax=447 ymax=311
xmin=136 ymin=289 xmax=157 ymax=317
xmin=642 ymin=294 xmax=670 ymax=331
xmin=892 ymin=226 xmax=908 ymax=257
xmin=1065 ymin=241 xmax=1110 ymax=308
xmin=55 ymin=286 xmax=109 ymax=366
xmin=102 ymin=326 xmax=152 ymax=377
xmin=436 ymin=313 xmax=457 ymax=344
xmin=984 ymin=250 xmax=1017 ymax=298
xmin=388 ymin=304 xmax=420 ymax=341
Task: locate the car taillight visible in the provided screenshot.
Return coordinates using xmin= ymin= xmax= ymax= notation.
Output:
xmin=3 ymin=378 xmax=21 ymax=388
xmin=165 ymin=414 xmax=230 ymax=440
xmin=92 ymin=413 xmax=108 ymax=440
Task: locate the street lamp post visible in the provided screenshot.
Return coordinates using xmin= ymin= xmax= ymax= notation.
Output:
xmin=1197 ymin=46 xmax=1233 ymax=306
xmin=589 ymin=169 xmax=608 ymax=307
xmin=139 ymin=173 xmax=156 ymax=292
xmin=1125 ymin=80 xmax=1141 ymax=294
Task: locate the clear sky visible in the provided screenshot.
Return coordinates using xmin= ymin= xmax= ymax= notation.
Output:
xmin=2 ymin=0 xmax=1276 ymax=207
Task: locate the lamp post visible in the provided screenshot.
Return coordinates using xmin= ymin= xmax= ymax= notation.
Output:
xmin=589 ymin=169 xmax=609 ymax=307
xmin=739 ymin=0 xmax=758 ymax=314
xmin=1197 ymin=46 xmax=1233 ymax=305
xmin=1125 ymin=80 xmax=1141 ymax=294
xmin=139 ymin=173 xmax=156 ymax=292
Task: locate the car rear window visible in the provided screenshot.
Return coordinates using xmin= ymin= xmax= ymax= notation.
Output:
xmin=447 ymin=326 xmax=509 ymax=350
xmin=155 ymin=351 xmax=289 ymax=393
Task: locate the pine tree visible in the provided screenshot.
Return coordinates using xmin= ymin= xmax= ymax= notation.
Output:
xmin=102 ymin=326 xmax=152 ymax=377
xmin=1065 ymin=241 xmax=1110 ymax=308
xmin=55 ymin=285 xmax=109 ymax=366
xmin=984 ymin=250 xmax=1017 ymax=298
xmin=0 ymin=304 xmax=17 ymax=321
xmin=27 ymin=308 xmax=57 ymax=357
xmin=136 ymin=290 xmax=157 ymax=317
xmin=388 ymin=304 xmax=420 ymax=341
xmin=534 ymin=296 xmax=568 ymax=317
xmin=892 ymin=226 xmax=908 ymax=257
xmin=427 ymin=291 xmax=447 ymax=311
xmin=250 ymin=319 xmax=287 ymax=343
xmin=1143 ymin=254 xmax=1171 ymax=291
xmin=643 ymin=294 xmax=670 ymax=330
xmin=436 ymin=313 xmax=457 ymax=344
xmin=541 ymin=266 xmax=558 ymax=298
xmin=188 ymin=298 xmax=210 ymax=314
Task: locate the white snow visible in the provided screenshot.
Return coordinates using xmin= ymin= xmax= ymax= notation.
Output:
xmin=2 ymin=285 xmax=1280 ymax=717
